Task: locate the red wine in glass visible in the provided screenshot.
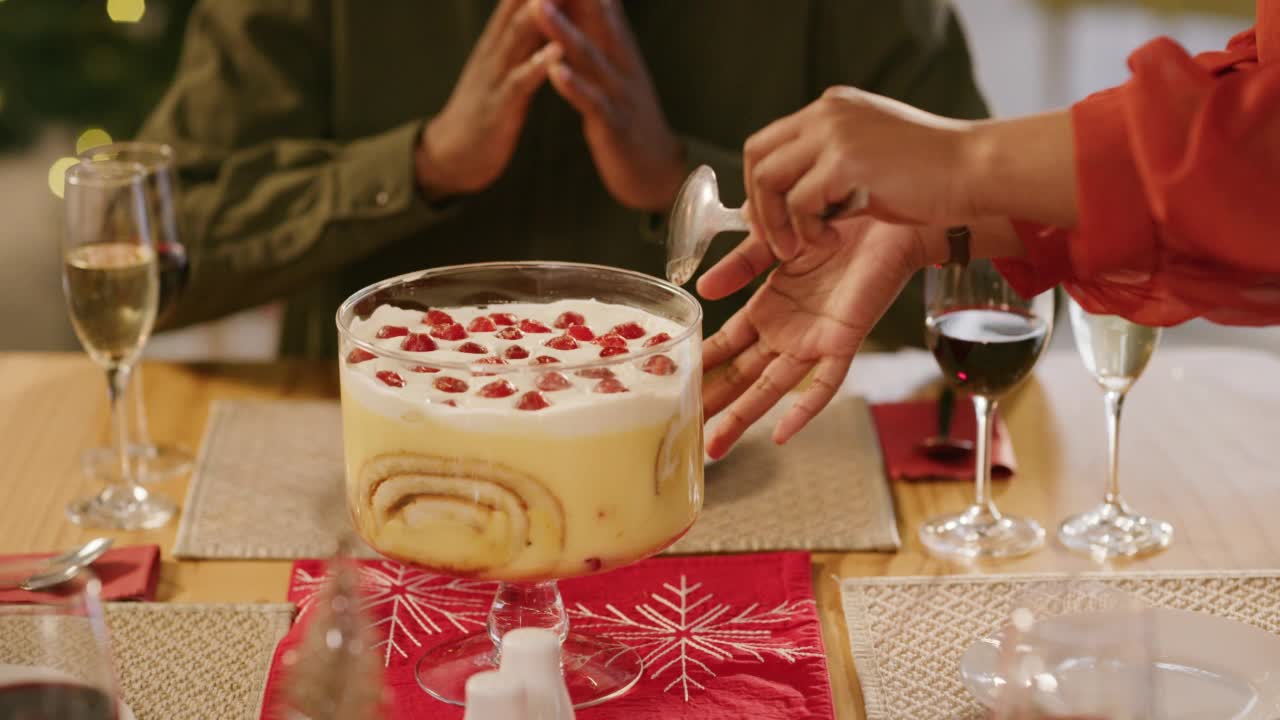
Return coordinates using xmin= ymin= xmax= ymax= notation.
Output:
xmin=0 ymin=682 xmax=117 ymax=719
xmin=926 ymin=307 xmax=1049 ymax=397
xmin=154 ymin=241 xmax=189 ymax=325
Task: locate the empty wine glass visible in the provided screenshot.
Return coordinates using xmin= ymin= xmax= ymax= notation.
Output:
xmin=77 ymin=142 xmax=194 ymax=486
xmin=1058 ymin=298 xmax=1172 ymax=558
xmin=992 ymin=582 xmax=1155 ymax=719
xmin=62 ymin=159 xmax=175 ymax=530
xmin=0 ymin=563 xmax=125 ymax=719
xmin=920 ymin=256 xmax=1055 ymax=559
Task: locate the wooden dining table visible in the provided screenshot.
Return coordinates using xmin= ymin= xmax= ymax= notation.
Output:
xmin=4 ymin=347 xmax=1280 ymax=719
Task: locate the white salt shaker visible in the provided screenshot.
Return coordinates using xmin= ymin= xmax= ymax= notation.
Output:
xmin=499 ymin=628 xmax=575 ymax=720
xmin=463 ymin=670 xmax=527 ymax=720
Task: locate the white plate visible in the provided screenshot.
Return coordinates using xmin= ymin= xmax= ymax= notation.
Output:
xmin=0 ymin=663 xmax=137 ymax=720
xmin=960 ymin=608 xmax=1280 ymax=719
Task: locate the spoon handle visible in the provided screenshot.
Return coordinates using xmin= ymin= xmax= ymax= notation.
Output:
xmin=720 ymin=206 xmax=750 ymax=234
xmin=938 ymin=386 xmax=955 ymax=439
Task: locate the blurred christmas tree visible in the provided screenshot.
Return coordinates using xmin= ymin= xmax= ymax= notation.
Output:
xmin=0 ymin=0 xmax=197 ymax=151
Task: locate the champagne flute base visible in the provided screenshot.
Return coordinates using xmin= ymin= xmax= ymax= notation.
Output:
xmin=81 ymin=443 xmax=193 ymax=485
xmin=67 ymin=489 xmax=175 ymax=530
xmin=1057 ymin=504 xmax=1173 ymax=558
xmin=414 ymin=631 xmax=643 ymax=709
xmin=919 ymin=507 xmax=1045 ymax=559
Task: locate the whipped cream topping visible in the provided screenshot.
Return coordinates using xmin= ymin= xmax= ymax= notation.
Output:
xmin=341 ymin=299 xmax=695 ymax=431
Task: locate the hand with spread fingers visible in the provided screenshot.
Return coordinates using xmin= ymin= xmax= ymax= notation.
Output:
xmin=742 ymin=85 xmax=981 ymax=263
xmin=699 ymin=218 xmax=940 ymax=459
xmin=416 ymin=0 xmax=561 ymax=199
xmin=533 ymin=0 xmax=686 ymax=211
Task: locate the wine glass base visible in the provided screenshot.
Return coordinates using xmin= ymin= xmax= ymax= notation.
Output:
xmin=81 ymin=444 xmax=193 ymax=485
xmin=1058 ymin=505 xmax=1173 ymax=558
xmin=414 ymin=631 xmax=643 ymax=709
xmin=919 ymin=509 xmax=1045 ymax=559
xmin=67 ymin=492 xmax=175 ymax=531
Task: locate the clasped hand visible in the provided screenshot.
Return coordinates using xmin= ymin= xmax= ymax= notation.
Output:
xmin=417 ymin=0 xmax=685 ymax=212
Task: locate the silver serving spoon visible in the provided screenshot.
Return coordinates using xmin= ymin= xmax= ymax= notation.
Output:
xmin=17 ymin=537 xmax=114 ymax=591
xmin=664 ymin=164 xmax=870 ymax=286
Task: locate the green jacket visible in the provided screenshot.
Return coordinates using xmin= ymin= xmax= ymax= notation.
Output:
xmin=141 ymin=0 xmax=986 ymax=357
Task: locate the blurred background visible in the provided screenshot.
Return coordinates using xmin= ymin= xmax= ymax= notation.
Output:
xmin=0 ymin=0 xmax=1260 ymax=360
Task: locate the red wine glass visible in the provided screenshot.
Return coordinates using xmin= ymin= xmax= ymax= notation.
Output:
xmin=920 ymin=257 xmax=1055 ymax=559
xmin=0 ymin=562 xmax=126 ymax=719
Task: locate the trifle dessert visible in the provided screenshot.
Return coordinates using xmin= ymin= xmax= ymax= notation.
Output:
xmin=335 ymin=262 xmax=703 ymax=707
xmin=341 ymin=299 xmax=701 ymax=581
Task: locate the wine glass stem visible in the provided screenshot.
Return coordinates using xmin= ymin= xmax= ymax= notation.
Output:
xmin=971 ymin=393 xmax=1001 ymax=521
xmin=488 ymin=581 xmax=570 ymax=655
xmin=1103 ymin=389 xmax=1127 ymax=508
xmin=131 ymin=363 xmax=154 ymax=450
xmin=105 ymin=365 xmax=137 ymax=494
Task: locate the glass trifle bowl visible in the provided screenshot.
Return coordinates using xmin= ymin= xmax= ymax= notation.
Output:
xmin=336 ymin=262 xmax=705 ymax=708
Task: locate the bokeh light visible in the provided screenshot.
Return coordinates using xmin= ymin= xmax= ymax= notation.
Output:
xmin=76 ymin=128 xmax=113 ymax=155
xmin=106 ymin=0 xmax=145 ymax=23
xmin=48 ymin=157 xmax=80 ymax=199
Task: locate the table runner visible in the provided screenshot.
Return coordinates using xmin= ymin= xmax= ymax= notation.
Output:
xmin=0 ymin=603 xmax=295 ymax=720
xmin=175 ymin=396 xmax=900 ymax=559
xmin=262 ymin=552 xmax=834 ymax=719
xmin=841 ymin=570 xmax=1280 ymax=720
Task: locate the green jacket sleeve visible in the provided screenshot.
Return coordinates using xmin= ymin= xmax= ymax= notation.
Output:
xmin=138 ymin=0 xmax=448 ymax=330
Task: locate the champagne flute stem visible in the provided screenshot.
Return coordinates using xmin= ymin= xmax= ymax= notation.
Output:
xmin=971 ymin=393 xmax=1001 ymax=521
xmin=1103 ymin=389 xmax=1127 ymax=508
xmin=106 ymin=365 xmax=133 ymax=491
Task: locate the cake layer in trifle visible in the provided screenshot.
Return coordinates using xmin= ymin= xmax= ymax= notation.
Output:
xmin=340 ymin=299 xmax=703 ymax=582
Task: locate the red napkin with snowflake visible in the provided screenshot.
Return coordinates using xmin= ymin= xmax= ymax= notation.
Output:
xmin=871 ymin=399 xmax=1016 ymax=481
xmin=260 ymin=552 xmax=833 ymax=719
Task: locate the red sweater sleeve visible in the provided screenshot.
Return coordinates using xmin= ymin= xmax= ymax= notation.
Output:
xmin=996 ymin=27 xmax=1280 ymax=327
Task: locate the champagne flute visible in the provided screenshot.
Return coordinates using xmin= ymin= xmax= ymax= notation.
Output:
xmin=77 ymin=142 xmax=194 ymax=486
xmin=62 ymin=159 xmax=175 ymax=530
xmin=1058 ymin=299 xmax=1172 ymax=557
xmin=0 ymin=563 xmax=125 ymax=719
xmin=920 ymin=257 xmax=1055 ymax=559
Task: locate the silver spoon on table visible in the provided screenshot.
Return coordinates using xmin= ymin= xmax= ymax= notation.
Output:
xmin=13 ymin=537 xmax=114 ymax=591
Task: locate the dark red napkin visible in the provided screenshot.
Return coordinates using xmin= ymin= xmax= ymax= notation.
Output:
xmin=0 ymin=545 xmax=161 ymax=603
xmin=262 ymin=552 xmax=834 ymax=719
xmin=871 ymin=399 xmax=1016 ymax=481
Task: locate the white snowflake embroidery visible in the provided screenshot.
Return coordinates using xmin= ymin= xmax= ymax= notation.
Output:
xmin=569 ymin=575 xmax=822 ymax=701
xmin=293 ymin=561 xmax=495 ymax=666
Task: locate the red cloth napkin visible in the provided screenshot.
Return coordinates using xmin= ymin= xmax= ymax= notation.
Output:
xmin=261 ymin=552 xmax=833 ymax=719
xmin=0 ymin=545 xmax=161 ymax=603
xmin=871 ymin=399 xmax=1017 ymax=480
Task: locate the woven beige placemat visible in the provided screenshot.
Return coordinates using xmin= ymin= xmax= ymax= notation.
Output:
xmin=669 ymin=394 xmax=899 ymax=553
xmin=174 ymin=400 xmax=360 ymax=559
xmin=0 ymin=602 xmax=294 ymax=720
xmin=177 ymin=396 xmax=899 ymax=558
xmin=841 ymin=570 xmax=1280 ymax=720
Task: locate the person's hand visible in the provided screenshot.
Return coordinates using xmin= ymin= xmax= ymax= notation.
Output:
xmin=699 ymin=219 xmax=937 ymax=458
xmin=415 ymin=0 xmax=560 ymax=199
xmin=743 ymin=86 xmax=979 ymax=263
xmin=533 ymin=0 xmax=686 ymax=211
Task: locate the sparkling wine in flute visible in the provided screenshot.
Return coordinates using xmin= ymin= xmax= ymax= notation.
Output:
xmin=63 ymin=242 xmax=159 ymax=368
xmin=926 ymin=308 xmax=1050 ymax=397
xmin=1069 ymin=303 xmax=1160 ymax=393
